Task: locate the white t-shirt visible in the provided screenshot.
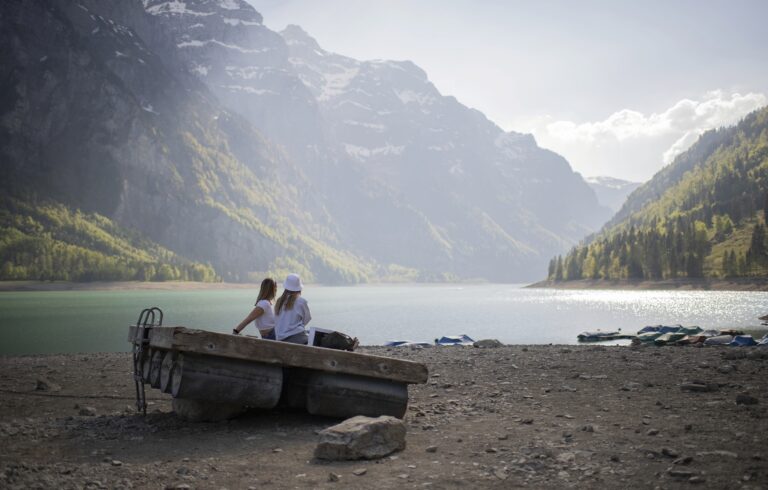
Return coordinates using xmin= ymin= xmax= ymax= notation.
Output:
xmin=275 ymin=296 xmax=311 ymax=340
xmin=254 ymin=299 xmax=275 ymax=333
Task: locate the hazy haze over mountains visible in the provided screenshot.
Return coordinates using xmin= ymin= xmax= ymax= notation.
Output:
xmin=252 ymin=0 xmax=768 ymax=182
xmin=585 ymin=177 xmax=641 ymax=214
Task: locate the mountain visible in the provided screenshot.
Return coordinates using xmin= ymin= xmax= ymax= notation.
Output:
xmin=586 ymin=176 xmax=641 ymax=213
xmin=1 ymin=0 xmax=609 ymax=283
xmin=1 ymin=0 xmax=368 ymax=283
xmin=138 ymin=2 xmax=610 ymax=281
xmin=547 ymin=107 xmax=768 ymax=282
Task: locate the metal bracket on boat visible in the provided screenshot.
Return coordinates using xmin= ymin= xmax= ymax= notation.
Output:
xmin=132 ymin=307 xmax=163 ymax=415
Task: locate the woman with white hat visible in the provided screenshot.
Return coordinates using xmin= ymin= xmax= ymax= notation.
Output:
xmin=274 ymin=273 xmax=311 ymax=344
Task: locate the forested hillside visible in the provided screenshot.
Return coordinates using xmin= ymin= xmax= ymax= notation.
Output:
xmin=547 ymin=107 xmax=768 ymax=282
xmin=0 ymin=196 xmax=218 ymax=282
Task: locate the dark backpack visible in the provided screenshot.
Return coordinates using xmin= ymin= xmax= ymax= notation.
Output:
xmin=319 ymin=331 xmax=359 ymax=351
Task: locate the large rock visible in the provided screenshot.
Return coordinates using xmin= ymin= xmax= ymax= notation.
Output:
xmin=473 ymin=339 xmax=504 ymax=348
xmin=36 ymin=378 xmax=61 ymax=392
xmin=314 ymin=415 xmax=406 ymax=461
xmin=172 ymin=398 xmax=246 ymax=422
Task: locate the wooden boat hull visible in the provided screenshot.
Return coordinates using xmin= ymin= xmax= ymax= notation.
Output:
xmin=129 ymin=326 xmax=427 ymax=420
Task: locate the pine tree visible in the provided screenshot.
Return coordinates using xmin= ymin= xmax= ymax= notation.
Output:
xmin=547 ymin=258 xmax=556 ymax=280
xmin=747 ymin=223 xmax=767 ymax=266
xmin=554 ymin=256 xmax=564 ymax=281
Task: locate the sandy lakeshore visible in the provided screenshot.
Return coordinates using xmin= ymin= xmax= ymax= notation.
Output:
xmin=1 ymin=345 xmax=767 ymax=489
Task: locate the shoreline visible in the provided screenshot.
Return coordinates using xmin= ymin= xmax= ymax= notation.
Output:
xmin=0 ymin=280 xmax=496 ymax=292
xmin=4 ymin=278 xmax=768 ymax=292
xmin=1 ymin=346 xmax=766 ymax=488
xmin=0 ymin=280 xmax=261 ymax=292
xmin=526 ymin=278 xmax=768 ymax=291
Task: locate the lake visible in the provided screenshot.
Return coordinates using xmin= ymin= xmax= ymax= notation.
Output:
xmin=1 ymin=284 xmax=766 ymax=355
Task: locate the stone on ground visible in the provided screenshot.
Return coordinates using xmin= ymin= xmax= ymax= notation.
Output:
xmin=314 ymin=415 xmax=406 ymax=461
xmin=473 ymin=339 xmax=504 ymax=348
xmin=36 ymin=378 xmax=61 ymax=392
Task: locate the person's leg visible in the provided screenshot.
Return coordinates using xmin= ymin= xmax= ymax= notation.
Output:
xmin=281 ymin=331 xmax=308 ymax=345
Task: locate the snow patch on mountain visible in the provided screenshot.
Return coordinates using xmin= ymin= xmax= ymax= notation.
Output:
xmin=177 ymin=39 xmax=271 ymax=54
xmin=146 ymin=1 xmax=216 ymax=17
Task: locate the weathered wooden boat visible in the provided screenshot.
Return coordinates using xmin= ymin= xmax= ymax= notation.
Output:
xmin=129 ymin=308 xmax=428 ymax=420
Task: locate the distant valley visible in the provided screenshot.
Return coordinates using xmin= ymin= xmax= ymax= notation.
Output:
xmin=586 ymin=176 xmax=641 ymax=213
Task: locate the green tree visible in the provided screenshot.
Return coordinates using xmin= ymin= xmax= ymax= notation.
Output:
xmin=554 ymin=255 xmax=564 ymax=281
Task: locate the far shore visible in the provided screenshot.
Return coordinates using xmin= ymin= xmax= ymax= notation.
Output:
xmin=527 ymin=277 xmax=768 ymax=291
xmin=0 ymin=280 xmax=491 ymax=292
xmin=2 ymin=277 xmax=768 ymax=292
xmin=0 ymin=280 xmax=261 ymax=292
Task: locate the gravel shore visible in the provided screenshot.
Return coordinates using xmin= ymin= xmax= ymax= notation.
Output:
xmin=1 ymin=345 xmax=767 ymax=489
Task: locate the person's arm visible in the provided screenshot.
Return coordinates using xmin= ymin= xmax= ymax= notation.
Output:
xmin=302 ymin=301 xmax=312 ymax=327
xmin=233 ymin=307 xmax=264 ymax=334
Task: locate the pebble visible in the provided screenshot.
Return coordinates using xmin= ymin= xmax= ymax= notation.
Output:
xmin=556 ymin=452 xmax=575 ymax=463
xmin=722 ymin=350 xmax=747 ymax=360
xmin=426 ymin=446 xmax=438 ymax=453
xmin=673 ymin=456 xmax=693 ymax=465
xmin=328 ymin=472 xmax=341 ymax=482
xmin=680 ymin=383 xmax=713 ymax=393
xmin=620 ymin=382 xmax=641 ymax=392
xmin=646 ymin=428 xmax=659 ymax=436
xmin=668 ymin=469 xmax=694 ymax=478
xmin=352 ymin=468 xmax=367 ymax=476
xmin=35 ymin=378 xmax=61 ymax=392
xmin=717 ymin=364 xmax=734 ymax=374
xmin=697 ymin=450 xmax=737 ymax=458
xmin=736 ymin=394 xmax=758 ymax=405
xmin=661 ymin=448 xmax=678 ymax=458
xmin=79 ymin=407 xmax=97 ymax=416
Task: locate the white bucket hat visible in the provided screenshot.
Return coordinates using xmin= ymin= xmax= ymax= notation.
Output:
xmin=283 ymin=273 xmax=303 ymax=292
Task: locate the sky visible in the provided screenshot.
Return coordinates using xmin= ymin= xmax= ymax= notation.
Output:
xmin=249 ymin=0 xmax=768 ymax=182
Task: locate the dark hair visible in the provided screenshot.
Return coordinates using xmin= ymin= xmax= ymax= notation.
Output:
xmin=256 ymin=278 xmax=277 ymax=303
xmin=275 ymin=289 xmax=300 ymax=315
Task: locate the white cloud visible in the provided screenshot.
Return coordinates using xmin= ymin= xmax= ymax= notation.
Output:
xmin=528 ymin=91 xmax=767 ymax=180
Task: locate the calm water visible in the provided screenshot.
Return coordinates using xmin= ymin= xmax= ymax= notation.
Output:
xmin=0 ymin=284 xmax=766 ymax=355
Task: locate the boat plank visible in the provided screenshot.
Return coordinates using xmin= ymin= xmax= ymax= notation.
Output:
xmin=129 ymin=326 xmax=427 ymax=384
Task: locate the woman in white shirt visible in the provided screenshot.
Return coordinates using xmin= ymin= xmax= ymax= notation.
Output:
xmin=233 ymin=278 xmax=277 ymax=339
xmin=274 ymin=273 xmax=311 ymax=344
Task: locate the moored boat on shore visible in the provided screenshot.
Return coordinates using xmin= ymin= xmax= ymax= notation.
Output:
xmin=129 ymin=322 xmax=428 ymax=421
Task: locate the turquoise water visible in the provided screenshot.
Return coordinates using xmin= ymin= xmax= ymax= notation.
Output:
xmin=1 ymin=284 xmax=766 ymax=355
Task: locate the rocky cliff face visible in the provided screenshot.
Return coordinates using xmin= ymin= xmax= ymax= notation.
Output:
xmin=0 ymin=0 xmax=364 ymax=283
xmin=1 ymin=0 xmax=610 ymax=282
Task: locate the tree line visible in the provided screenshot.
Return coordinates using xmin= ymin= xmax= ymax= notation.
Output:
xmin=547 ymin=107 xmax=768 ymax=282
xmin=0 ymin=197 xmax=219 ymax=283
